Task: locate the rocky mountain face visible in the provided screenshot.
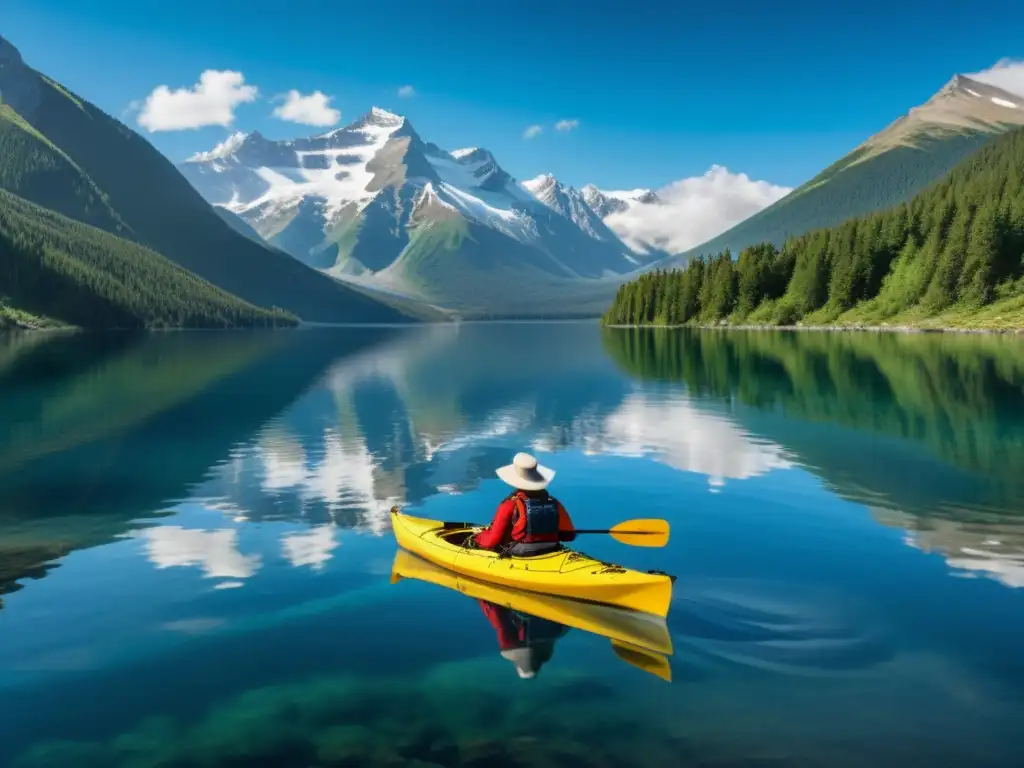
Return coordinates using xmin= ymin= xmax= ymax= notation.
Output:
xmin=864 ymin=74 xmax=1024 ymax=157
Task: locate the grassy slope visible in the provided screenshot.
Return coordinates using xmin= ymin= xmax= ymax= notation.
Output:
xmin=0 ymin=188 xmax=294 ymax=329
xmin=675 ymin=131 xmax=997 ymax=263
xmin=364 ymin=214 xmax=617 ymax=319
xmin=0 ymin=60 xmax=415 ymax=324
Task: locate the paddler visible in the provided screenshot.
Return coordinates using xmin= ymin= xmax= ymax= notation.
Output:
xmin=470 ymin=452 xmax=576 ymax=555
xmin=477 ymin=600 xmax=569 ymax=679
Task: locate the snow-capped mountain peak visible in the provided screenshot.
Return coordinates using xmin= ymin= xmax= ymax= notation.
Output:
xmin=581 ymin=184 xmax=626 ymax=217
xmin=520 ymin=173 xmax=640 ymax=249
xmin=368 ymin=106 xmax=404 ymax=125
xmin=863 ymin=73 xmax=1024 ymax=157
xmin=580 ymin=184 xmax=661 ymax=219
xmin=186 ymin=131 xmax=248 ymax=163
xmin=316 ymin=106 xmax=405 ymax=140
xmin=523 ymin=173 xmax=557 ymax=195
xmin=630 ymin=189 xmax=661 ymax=204
xmin=178 ymin=113 xmax=664 ymax=310
xmin=445 ymin=147 xmax=515 ymax=192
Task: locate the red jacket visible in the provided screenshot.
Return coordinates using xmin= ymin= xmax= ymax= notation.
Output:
xmin=477 ymin=600 xmax=570 ymax=650
xmin=478 ymin=601 xmax=522 ymax=650
xmin=473 ymin=492 xmax=576 ymax=550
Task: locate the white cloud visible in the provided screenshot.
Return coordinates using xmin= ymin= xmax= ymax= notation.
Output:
xmin=397 ymin=84 xmax=416 ymax=98
xmin=272 ymin=89 xmax=341 ymax=127
xmin=522 ymin=124 xmax=543 ymax=139
xmin=966 ymin=58 xmax=1024 ymax=98
xmin=603 ymin=165 xmax=792 ymax=254
xmin=555 ymin=118 xmax=579 ymax=132
xmin=137 ymin=70 xmax=258 ymax=132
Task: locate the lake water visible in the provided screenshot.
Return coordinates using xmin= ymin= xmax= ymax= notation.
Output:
xmin=1 ymin=323 xmax=1023 ymax=768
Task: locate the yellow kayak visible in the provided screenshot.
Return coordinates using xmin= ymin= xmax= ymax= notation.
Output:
xmin=390 ymin=508 xmax=675 ymax=618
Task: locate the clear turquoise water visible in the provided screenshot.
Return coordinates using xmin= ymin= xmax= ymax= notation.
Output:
xmin=1 ymin=323 xmax=1023 ymax=767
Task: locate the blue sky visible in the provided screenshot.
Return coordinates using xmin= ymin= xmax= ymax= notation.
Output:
xmin=5 ymin=0 xmax=1024 ymax=192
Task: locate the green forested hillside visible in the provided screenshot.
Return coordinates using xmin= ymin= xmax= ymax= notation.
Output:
xmin=0 ymin=104 xmax=127 ymax=234
xmin=0 ymin=189 xmax=295 ymax=329
xmin=0 ymin=36 xmax=414 ymax=324
xmin=604 ymin=127 xmax=1024 ymax=330
xmin=673 ymin=132 xmax=999 ymax=264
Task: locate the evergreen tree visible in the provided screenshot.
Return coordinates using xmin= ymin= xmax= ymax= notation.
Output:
xmin=958 ymin=203 xmax=1000 ymax=306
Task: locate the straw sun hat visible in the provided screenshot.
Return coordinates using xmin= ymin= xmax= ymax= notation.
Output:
xmin=495 ymin=452 xmax=556 ymax=491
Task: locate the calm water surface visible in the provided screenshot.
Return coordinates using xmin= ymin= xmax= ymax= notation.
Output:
xmin=1 ymin=324 xmax=1023 ymax=767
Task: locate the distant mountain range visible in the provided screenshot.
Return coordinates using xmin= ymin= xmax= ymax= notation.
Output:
xmin=3 ymin=26 xmax=1022 ymax=326
xmin=663 ymin=74 xmax=1024 ymax=266
xmin=179 ymin=110 xmax=668 ymax=317
xmin=181 ymin=72 xmax=1024 ymax=317
xmin=0 ymin=34 xmax=416 ymax=328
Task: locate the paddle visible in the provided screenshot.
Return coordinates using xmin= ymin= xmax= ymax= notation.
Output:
xmin=441 ymin=517 xmax=670 ymax=548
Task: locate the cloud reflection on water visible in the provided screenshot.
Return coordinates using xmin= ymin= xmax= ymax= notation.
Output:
xmin=143 ymin=526 xmax=261 ymax=583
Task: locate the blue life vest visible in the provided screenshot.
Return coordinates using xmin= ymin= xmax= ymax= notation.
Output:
xmin=511 ymin=491 xmax=561 ymax=543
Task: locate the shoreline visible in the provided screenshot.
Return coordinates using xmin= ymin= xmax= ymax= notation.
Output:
xmin=603 ymin=323 xmax=1024 ymax=335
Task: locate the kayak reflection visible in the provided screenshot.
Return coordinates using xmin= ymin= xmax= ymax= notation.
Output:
xmin=390 ymin=549 xmax=674 ymax=682
xmin=479 ymin=601 xmax=567 ymax=679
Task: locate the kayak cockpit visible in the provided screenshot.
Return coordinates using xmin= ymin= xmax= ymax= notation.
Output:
xmin=438 ymin=528 xmax=475 ymax=546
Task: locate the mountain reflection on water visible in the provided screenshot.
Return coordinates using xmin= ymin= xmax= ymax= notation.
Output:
xmin=3 ymin=323 xmax=1024 ymax=600
xmin=1 ymin=323 xmax=1024 ymax=767
xmin=604 ymin=327 xmax=1024 ymax=589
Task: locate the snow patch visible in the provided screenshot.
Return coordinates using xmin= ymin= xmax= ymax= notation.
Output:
xmin=419 ymin=151 xmax=538 ymax=242
xmin=451 ymin=147 xmax=478 ymax=159
xmin=435 ymin=182 xmax=537 ymax=242
xmin=991 ymin=96 xmax=1018 ymax=109
xmin=966 ymin=88 xmax=982 ymax=97
xmin=370 ymin=106 xmax=403 ymax=124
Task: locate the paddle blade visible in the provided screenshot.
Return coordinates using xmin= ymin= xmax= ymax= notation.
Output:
xmin=611 ymin=640 xmax=672 ymax=682
xmin=608 ymin=518 xmax=670 ymax=548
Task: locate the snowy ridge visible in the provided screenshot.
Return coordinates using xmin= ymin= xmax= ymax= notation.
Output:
xmin=182 ymin=108 xmax=408 ymax=222
xmin=521 ymin=173 xmax=626 ymax=245
xmin=860 ymin=74 xmax=1024 ymax=159
xmin=580 ymin=184 xmax=660 ymax=220
xmin=187 ymin=132 xmax=247 ymax=163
